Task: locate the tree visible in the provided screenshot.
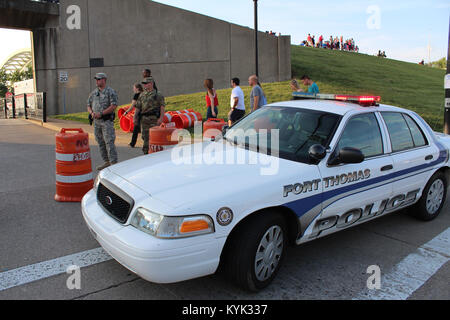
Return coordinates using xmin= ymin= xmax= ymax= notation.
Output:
xmin=428 ymin=57 xmax=446 ymax=70
xmin=0 ymin=66 xmax=34 ymax=96
xmin=0 ymin=69 xmax=8 ymax=98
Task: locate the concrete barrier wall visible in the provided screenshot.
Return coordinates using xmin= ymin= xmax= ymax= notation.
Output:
xmin=34 ymin=0 xmax=291 ymax=115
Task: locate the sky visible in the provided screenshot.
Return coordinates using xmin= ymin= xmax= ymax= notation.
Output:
xmin=0 ymin=29 xmax=32 ymax=67
xmin=152 ymin=0 xmax=450 ymax=63
xmin=0 ymin=0 xmax=449 ymax=66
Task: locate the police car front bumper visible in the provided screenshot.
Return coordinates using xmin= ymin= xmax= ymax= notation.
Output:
xmin=81 ymin=189 xmax=224 ymax=284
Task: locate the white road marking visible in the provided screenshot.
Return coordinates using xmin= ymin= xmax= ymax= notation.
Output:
xmin=0 ymin=248 xmax=112 ymax=292
xmin=1 ymin=229 xmax=449 ymax=296
xmin=355 ymin=227 xmax=450 ymax=300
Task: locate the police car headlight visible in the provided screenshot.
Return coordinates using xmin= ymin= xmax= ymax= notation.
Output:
xmin=131 ymin=208 xmax=215 ymax=238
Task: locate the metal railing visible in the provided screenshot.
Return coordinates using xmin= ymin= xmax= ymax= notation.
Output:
xmin=0 ymin=98 xmax=6 ymax=119
xmin=7 ymin=93 xmax=47 ymax=122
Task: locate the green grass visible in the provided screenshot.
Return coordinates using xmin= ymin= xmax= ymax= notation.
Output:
xmin=51 ymin=83 xmax=293 ymax=131
xmin=52 ymin=45 xmax=447 ymax=131
xmin=291 ymin=45 xmax=446 ymax=130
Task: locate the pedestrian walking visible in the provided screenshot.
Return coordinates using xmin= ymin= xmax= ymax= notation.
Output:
xmin=228 ymin=78 xmax=245 ymax=126
xmin=135 ymin=77 xmax=165 ymax=155
xmin=124 ymin=83 xmax=144 ymax=148
xmin=204 ymin=79 xmax=219 ymax=120
xmin=87 ymin=73 xmax=119 ymax=170
xmin=248 ymin=75 xmax=267 ymax=112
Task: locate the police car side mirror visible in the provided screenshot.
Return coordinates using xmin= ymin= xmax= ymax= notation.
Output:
xmin=328 ymin=147 xmax=364 ymax=166
xmin=308 ymin=144 xmax=327 ymax=163
xmin=222 ymin=125 xmax=229 ymax=136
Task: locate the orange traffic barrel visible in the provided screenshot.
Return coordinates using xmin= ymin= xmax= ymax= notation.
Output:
xmin=163 ymin=109 xmax=194 ymax=124
xmin=203 ymin=118 xmax=226 ymax=140
xmin=167 ymin=109 xmax=194 ymax=115
xmin=55 ymin=128 xmax=93 ymax=202
xmin=119 ymin=112 xmax=135 ymax=133
xmin=163 ymin=112 xmax=175 ymax=124
xmin=172 ymin=111 xmax=202 ymax=129
xmin=117 ymin=107 xmax=127 ymax=119
xmin=118 ymin=106 xmax=134 ymax=133
xmin=148 ymin=123 xmax=179 ymax=154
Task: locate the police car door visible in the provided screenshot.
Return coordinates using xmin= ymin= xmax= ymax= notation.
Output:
xmin=303 ymin=111 xmax=394 ymax=241
xmin=379 ymin=112 xmax=441 ymax=205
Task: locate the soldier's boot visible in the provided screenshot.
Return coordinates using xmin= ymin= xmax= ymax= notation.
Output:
xmin=96 ymin=162 xmax=111 ymax=171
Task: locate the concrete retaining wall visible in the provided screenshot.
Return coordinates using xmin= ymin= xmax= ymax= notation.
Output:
xmin=34 ymin=0 xmax=291 ymax=115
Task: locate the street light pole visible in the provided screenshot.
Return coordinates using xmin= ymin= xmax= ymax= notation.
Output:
xmin=254 ymin=0 xmax=259 ymax=77
xmin=444 ymin=16 xmax=450 ymax=134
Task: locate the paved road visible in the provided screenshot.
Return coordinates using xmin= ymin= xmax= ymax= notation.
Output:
xmin=0 ymin=119 xmax=449 ymax=300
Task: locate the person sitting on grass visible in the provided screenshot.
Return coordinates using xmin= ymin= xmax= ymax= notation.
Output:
xmin=301 ymin=75 xmax=320 ymax=94
xmin=290 ymin=79 xmax=303 ymax=92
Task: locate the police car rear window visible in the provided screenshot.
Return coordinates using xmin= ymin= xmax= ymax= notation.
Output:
xmin=381 ymin=112 xmax=428 ymax=152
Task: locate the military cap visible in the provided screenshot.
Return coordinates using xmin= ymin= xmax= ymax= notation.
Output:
xmin=94 ymin=73 xmax=107 ymax=80
xmin=142 ymin=77 xmax=154 ymax=84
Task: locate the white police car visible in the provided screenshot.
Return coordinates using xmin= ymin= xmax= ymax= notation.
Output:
xmin=81 ymin=93 xmax=450 ymax=291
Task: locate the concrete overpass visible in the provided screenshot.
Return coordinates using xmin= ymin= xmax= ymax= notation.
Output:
xmin=2 ymin=0 xmax=291 ymax=116
xmin=0 ymin=0 xmax=60 ymax=29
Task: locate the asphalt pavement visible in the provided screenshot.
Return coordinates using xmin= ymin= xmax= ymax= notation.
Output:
xmin=0 ymin=118 xmax=448 ymax=300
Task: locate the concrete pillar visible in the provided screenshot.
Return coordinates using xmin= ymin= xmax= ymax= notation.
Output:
xmin=278 ymin=36 xmax=292 ymax=82
xmin=33 ymin=27 xmax=59 ymax=115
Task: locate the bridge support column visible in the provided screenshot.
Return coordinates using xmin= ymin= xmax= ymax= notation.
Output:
xmin=33 ymin=28 xmax=59 ymax=116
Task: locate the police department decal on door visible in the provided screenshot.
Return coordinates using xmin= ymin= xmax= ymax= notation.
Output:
xmin=308 ymin=189 xmax=420 ymax=239
xmin=283 ymin=169 xmax=371 ymax=197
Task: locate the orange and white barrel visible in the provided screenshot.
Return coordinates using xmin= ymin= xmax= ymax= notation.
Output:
xmin=148 ymin=123 xmax=179 ymax=154
xmin=203 ymin=118 xmax=226 ymax=141
xmin=172 ymin=111 xmax=202 ymax=129
xmin=55 ymin=128 xmax=94 ymax=202
xmin=118 ymin=105 xmax=134 ymax=133
xmin=163 ymin=112 xmax=175 ymax=124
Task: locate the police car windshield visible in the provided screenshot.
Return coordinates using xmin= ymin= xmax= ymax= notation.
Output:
xmin=224 ymin=106 xmax=341 ymax=164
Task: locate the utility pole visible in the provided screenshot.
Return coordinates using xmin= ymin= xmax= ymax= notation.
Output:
xmin=445 ymin=16 xmax=450 ymax=134
xmin=254 ymin=0 xmax=259 ymax=77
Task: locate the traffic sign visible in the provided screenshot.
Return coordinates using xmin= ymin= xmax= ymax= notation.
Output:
xmin=59 ymin=71 xmax=69 ymax=83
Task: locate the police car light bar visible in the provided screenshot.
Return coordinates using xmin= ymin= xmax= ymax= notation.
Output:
xmin=292 ymin=92 xmax=381 ymax=106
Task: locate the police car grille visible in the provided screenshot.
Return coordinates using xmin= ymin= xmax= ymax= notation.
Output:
xmin=97 ymin=183 xmax=132 ymax=224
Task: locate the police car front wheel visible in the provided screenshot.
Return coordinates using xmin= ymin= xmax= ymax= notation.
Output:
xmin=412 ymin=171 xmax=447 ymax=221
xmin=222 ymin=211 xmax=287 ymax=292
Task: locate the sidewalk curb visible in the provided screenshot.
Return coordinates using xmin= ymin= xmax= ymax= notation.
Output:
xmin=26 ymin=119 xmax=132 ymax=146
xmin=26 ymin=119 xmax=204 ymax=146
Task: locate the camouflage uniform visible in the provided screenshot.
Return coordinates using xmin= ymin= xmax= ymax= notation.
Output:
xmin=135 ymin=88 xmax=165 ymax=154
xmin=87 ymin=86 xmax=119 ymax=163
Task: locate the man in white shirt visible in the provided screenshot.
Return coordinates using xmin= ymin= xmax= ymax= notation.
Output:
xmin=229 ymin=77 xmax=246 ymax=126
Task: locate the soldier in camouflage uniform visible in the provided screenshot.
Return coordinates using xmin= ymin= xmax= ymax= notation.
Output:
xmin=135 ymin=77 xmax=165 ymax=154
xmin=87 ymin=73 xmax=119 ymax=170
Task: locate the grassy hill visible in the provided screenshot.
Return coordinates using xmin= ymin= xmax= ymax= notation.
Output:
xmin=54 ymin=45 xmax=447 ymax=131
xmin=291 ymin=45 xmax=446 ymax=130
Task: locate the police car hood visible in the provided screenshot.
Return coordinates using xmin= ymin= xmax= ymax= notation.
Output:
xmin=107 ymin=142 xmax=308 ymax=208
